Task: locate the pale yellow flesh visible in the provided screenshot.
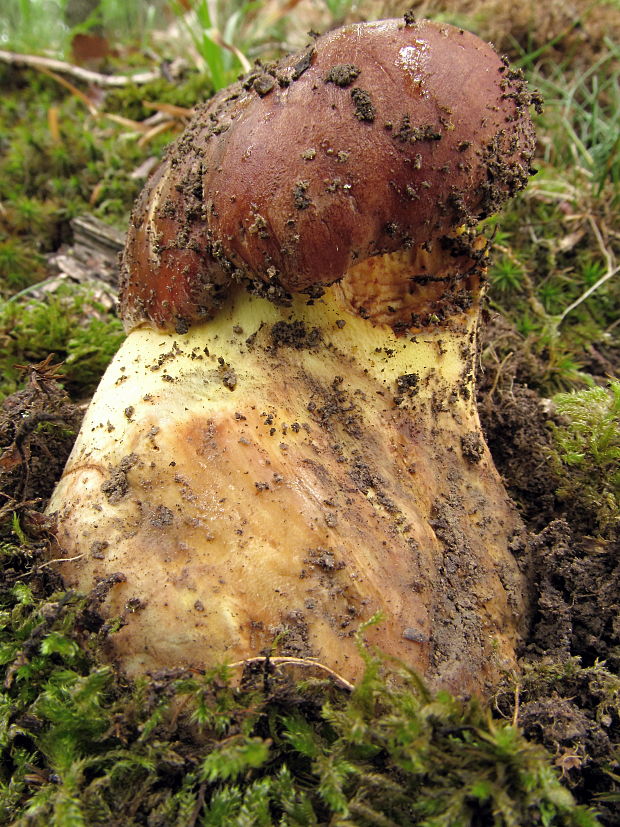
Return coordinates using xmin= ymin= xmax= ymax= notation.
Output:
xmin=48 ymin=284 xmax=524 ymax=693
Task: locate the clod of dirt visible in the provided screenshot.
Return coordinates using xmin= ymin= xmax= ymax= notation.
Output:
xmin=0 ymin=358 xmax=83 ymax=503
xmin=477 ymin=315 xmax=562 ymax=531
xmin=479 ymin=383 xmax=561 ymax=529
xmin=526 ymin=519 xmax=620 ymax=672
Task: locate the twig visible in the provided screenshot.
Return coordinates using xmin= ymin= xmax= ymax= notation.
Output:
xmin=588 ymin=215 xmax=615 ymax=274
xmin=5 ymin=553 xmax=88 ymax=584
xmin=6 ymin=277 xmax=61 ymax=304
xmin=35 ymin=64 xmax=98 ymax=115
xmin=558 ymin=264 xmax=620 ymax=324
xmin=227 ymin=656 xmax=355 ymax=691
xmin=143 ymin=100 xmax=194 ymax=119
xmin=137 ymin=119 xmax=177 ymax=148
xmin=188 ymin=782 xmax=207 ymax=827
xmin=494 ymin=241 xmax=548 ymax=319
xmin=0 ymin=49 xmax=160 ymax=87
xmin=207 ymin=28 xmax=252 ymax=74
xmin=36 ymin=553 xmax=86 ymax=569
xmin=512 ymin=684 xmax=521 ymax=727
xmin=521 ymin=269 xmax=549 ymax=319
xmin=485 ymin=351 xmax=514 ymax=402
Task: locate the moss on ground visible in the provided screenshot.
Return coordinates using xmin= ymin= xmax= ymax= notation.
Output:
xmin=0 ymin=521 xmax=602 ymax=825
xmin=0 ymin=64 xmax=211 ymax=297
xmin=0 ymin=287 xmax=124 ymax=403
xmin=550 ymin=380 xmax=620 ymax=539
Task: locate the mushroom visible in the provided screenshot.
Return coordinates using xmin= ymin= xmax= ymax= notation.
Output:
xmin=47 ymin=18 xmax=538 ymax=694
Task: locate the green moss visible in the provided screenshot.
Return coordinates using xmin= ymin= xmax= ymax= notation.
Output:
xmin=104 ymin=72 xmax=214 ymax=122
xmin=0 ymin=98 xmax=144 ymax=243
xmin=0 ymin=65 xmax=215 ymax=300
xmin=496 ymin=657 xmax=620 ymax=821
xmin=550 ymin=379 xmax=620 ymax=538
xmin=0 ymin=560 xmax=601 ymax=826
xmin=0 ymin=286 xmax=124 ymax=401
xmin=0 ymin=238 xmax=45 ymax=293
xmin=483 ymin=33 xmax=619 ymax=394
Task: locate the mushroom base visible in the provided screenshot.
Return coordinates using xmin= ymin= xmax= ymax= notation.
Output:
xmin=47 ymin=285 xmax=525 ymax=694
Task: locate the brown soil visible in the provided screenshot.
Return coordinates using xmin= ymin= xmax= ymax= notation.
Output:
xmin=477 ymin=314 xmax=620 ymax=816
xmin=0 ymin=359 xmax=83 ymax=504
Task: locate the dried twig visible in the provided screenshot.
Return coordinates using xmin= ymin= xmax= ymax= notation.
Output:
xmin=207 ymin=28 xmax=252 ymax=74
xmin=485 ymin=351 xmax=514 ymax=401
xmin=227 ymin=655 xmax=355 ymax=691
xmin=493 ymin=241 xmax=548 ymax=319
xmin=558 ymin=217 xmax=618 ymax=325
xmin=37 ymin=553 xmax=86 ymax=569
xmin=35 ymin=64 xmax=98 ymax=115
xmin=558 ymin=263 xmax=620 ymax=324
xmin=0 ymin=48 xmax=160 ymax=87
xmin=512 ymin=684 xmax=521 ymax=727
xmin=143 ymin=100 xmax=194 ymax=119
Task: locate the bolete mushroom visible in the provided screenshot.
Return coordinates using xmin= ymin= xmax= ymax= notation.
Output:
xmin=47 ymin=18 xmax=538 ymax=694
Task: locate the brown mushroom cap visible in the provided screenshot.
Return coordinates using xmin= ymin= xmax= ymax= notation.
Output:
xmin=120 ymin=18 xmax=537 ymax=332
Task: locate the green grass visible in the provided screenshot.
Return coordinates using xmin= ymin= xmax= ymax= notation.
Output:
xmin=0 ymin=0 xmax=170 ymax=58
xmin=480 ymin=4 xmax=619 ymax=392
xmin=169 ymin=0 xmax=252 ymax=90
xmin=522 ymin=38 xmax=620 ymax=205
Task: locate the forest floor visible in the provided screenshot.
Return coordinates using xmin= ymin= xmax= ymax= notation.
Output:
xmin=0 ymin=1 xmax=619 ymax=824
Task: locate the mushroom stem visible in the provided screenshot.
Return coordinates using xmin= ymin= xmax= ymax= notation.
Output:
xmin=48 ymin=255 xmax=524 ymax=693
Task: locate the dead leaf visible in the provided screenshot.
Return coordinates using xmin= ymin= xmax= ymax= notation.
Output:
xmin=130 ymin=156 xmax=159 ymax=180
xmin=556 ymin=230 xmax=586 ymax=253
xmin=71 ymin=33 xmax=113 ymax=66
xmin=0 ymin=442 xmax=27 ymax=471
xmin=555 ymin=749 xmax=583 ymax=776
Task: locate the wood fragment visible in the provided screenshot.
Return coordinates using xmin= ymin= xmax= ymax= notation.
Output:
xmin=143 ymin=100 xmax=194 ymax=119
xmin=47 ymin=106 xmax=61 ymax=142
xmin=0 ymin=48 xmax=160 ymax=87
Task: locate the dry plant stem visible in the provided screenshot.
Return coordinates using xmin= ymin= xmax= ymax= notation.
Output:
xmin=35 ymin=65 xmax=98 ymax=115
xmin=0 ymin=49 xmax=160 ymax=87
xmin=227 ymin=656 xmax=355 ymax=691
xmin=521 ymin=270 xmax=549 ymax=319
xmin=556 ymin=214 xmax=620 ymax=325
xmin=36 ymin=553 xmax=86 ymax=570
xmin=558 ymin=263 xmax=620 ymax=325
xmin=21 ymin=64 xmax=173 ymax=136
xmin=485 ymin=351 xmax=515 ymax=402
xmin=3 ymin=56 xmax=176 ymax=136
xmin=206 ymin=29 xmax=252 ymax=73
